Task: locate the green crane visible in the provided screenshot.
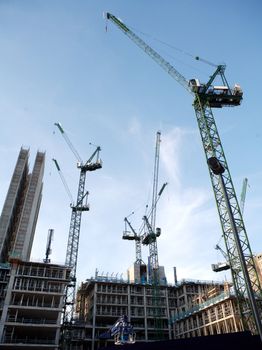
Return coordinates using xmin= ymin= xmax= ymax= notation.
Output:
xmin=105 ymin=13 xmax=262 ymax=339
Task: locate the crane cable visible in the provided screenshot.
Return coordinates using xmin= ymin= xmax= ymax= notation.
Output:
xmin=106 ymin=17 xmax=216 ymax=77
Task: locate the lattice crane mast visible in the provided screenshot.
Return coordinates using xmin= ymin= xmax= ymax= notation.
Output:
xmin=105 ymin=13 xmax=262 ymax=339
xmin=151 ymin=131 xmax=161 ymax=236
xmin=141 ymin=131 xmax=162 ymax=283
xmin=141 ymin=180 xmax=168 ymax=275
xmin=54 ymin=122 xmax=102 ymax=326
xmin=212 ymin=178 xmax=249 ymax=273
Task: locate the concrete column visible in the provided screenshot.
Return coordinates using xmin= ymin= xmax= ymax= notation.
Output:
xmin=0 ymin=263 xmax=17 ymax=341
xmin=91 ymin=282 xmax=98 ymax=350
xmin=143 ymin=286 xmax=148 ymax=341
xmin=222 ymin=302 xmax=229 ymax=333
xmin=208 ymin=309 xmax=213 ymax=335
xmin=183 ymin=285 xmax=188 ymax=310
xmin=196 ymin=314 xmax=201 ymax=336
xmin=203 ymin=313 xmax=208 ymax=336
xmin=127 ymin=284 xmax=131 ymax=321
xmin=165 ymin=288 xmax=172 ymax=340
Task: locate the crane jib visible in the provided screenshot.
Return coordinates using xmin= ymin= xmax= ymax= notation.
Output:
xmin=107 ymin=13 xmax=243 ymax=107
xmin=107 ymin=13 xmax=129 ymax=33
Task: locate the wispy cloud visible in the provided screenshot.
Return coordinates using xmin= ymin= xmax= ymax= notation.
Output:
xmin=128 ymin=116 xmax=142 ymax=136
xmin=155 ymin=127 xmax=222 ymax=282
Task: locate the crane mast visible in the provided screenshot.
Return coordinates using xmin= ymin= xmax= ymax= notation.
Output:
xmin=212 ymin=177 xmax=249 ymax=273
xmin=142 ymin=215 xmax=161 ymax=279
xmin=54 ymin=123 xmax=102 ymax=327
xmin=149 ymin=131 xmax=161 ymax=280
xmin=65 ymin=149 xmax=102 ymax=325
xmin=142 ymin=132 xmax=165 ymax=339
xmin=151 ymin=131 xmax=161 ymax=233
xmin=106 ymin=13 xmax=262 ymax=339
xmin=139 ymin=132 xmax=162 ymax=282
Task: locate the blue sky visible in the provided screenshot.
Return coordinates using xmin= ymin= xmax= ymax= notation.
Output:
xmin=0 ymin=1 xmax=261 ymax=284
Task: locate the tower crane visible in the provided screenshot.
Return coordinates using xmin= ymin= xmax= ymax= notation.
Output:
xmin=105 ymin=13 xmax=262 ymax=339
xmin=123 ymin=216 xmax=143 ymax=265
xmin=54 ymin=122 xmax=102 ymax=328
xmin=141 ymin=132 xmax=167 ymax=339
xmin=140 ymin=131 xmax=162 ymax=283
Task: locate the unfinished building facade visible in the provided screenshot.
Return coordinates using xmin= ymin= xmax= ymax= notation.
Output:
xmin=70 ymin=273 xmax=229 ymax=350
xmin=0 ymin=258 xmax=71 ymax=349
xmin=171 ymin=283 xmax=242 ymax=338
xmin=0 ymin=148 xmax=45 ymax=262
xmin=0 ymin=147 xmax=72 ymax=349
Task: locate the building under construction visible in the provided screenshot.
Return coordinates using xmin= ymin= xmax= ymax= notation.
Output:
xmin=0 ymin=148 xmax=71 ymax=349
xmin=171 ymin=282 xmax=243 ymax=338
xmin=0 ymin=258 xmax=71 ymax=349
xmin=0 ymin=148 xmax=45 ymax=263
xmin=71 ymin=266 xmax=243 ymax=350
xmin=0 ymin=146 xmax=261 ymax=350
xmin=1 ymin=8 xmax=262 ymax=344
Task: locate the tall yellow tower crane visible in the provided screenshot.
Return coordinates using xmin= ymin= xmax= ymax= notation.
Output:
xmin=105 ymin=13 xmax=262 ymax=340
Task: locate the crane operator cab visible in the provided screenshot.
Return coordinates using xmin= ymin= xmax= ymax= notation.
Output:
xmin=189 ymin=78 xmax=243 ymax=108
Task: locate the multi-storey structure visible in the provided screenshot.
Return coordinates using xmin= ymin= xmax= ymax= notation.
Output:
xmin=0 ymin=148 xmax=45 ymax=262
xmin=0 ymin=258 xmax=71 ymax=349
xmin=72 ymin=272 xmax=230 ymax=350
xmin=171 ymin=283 xmax=243 ymax=338
xmin=0 ymin=147 xmax=71 ymax=349
xmin=0 ymin=263 xmax=10 ymax=323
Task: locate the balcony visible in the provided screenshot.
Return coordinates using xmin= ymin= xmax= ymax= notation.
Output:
xmin=10 ymin=301 xmax=60 ymax=309
xmin=6 ymin=316 xmax=58 ymax=325
xmin=13 ymin=285 xmax=64 ymax=294
xmin=2 ymin=336 xmax=56 ymax=345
